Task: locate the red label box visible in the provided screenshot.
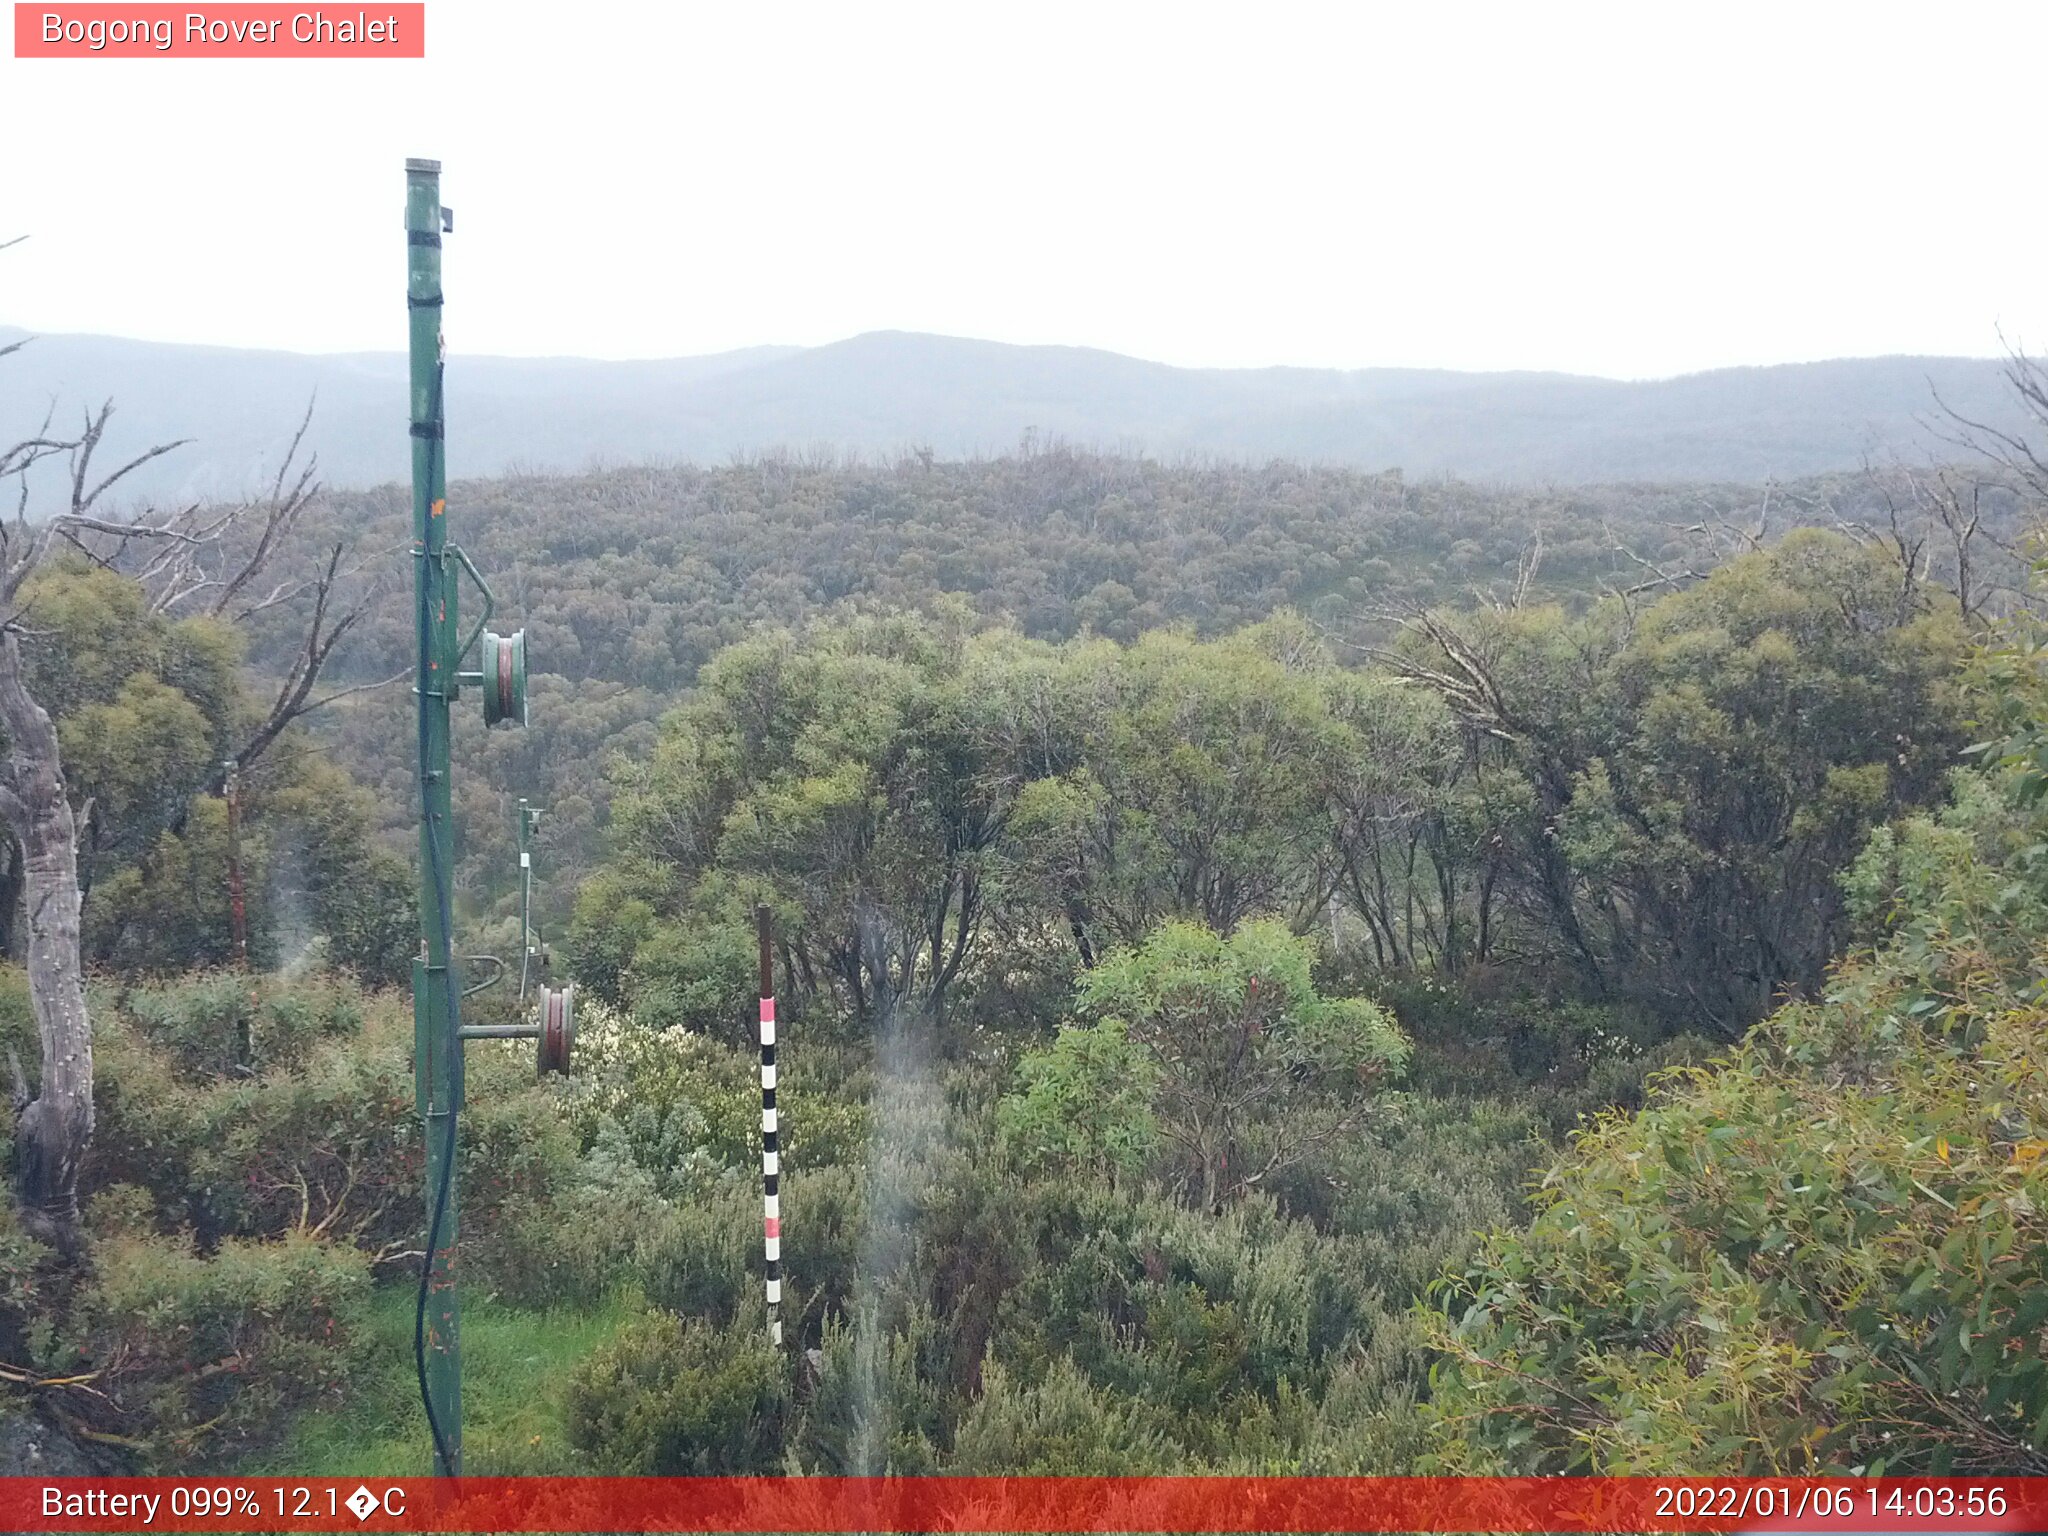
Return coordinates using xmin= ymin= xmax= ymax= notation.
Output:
xmin=13 ymin=3 xmax=425 ymax=56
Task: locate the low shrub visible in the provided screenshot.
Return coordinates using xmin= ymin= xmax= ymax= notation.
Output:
xmin=68 ymin=1231 xmax=370 ymax=1467
xmin=121 ymin=970 xmax=362 ymax=1082
xmin=0 ymin=1200 xmax=55 ymax=1367
xmin=565 ymin=1311 xmax=787 ymax=1473
xmin=472 ymin=1185 xmax=655 ymax=1311
xmin=637 ymin=1181 xmax=756 ymax=1324
xmin=789 ymin=1306 xmax=949 ymax=1474
xmin=88 ymin=979 xmax=567 ymax=1259
xmin=950 ymin=1357 xmax=1172 ymax=1474
xmin=779 ymin=1164 xmax=866 ymax=1331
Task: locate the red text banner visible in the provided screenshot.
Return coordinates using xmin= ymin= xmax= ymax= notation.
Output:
xmin=13 ymin=4 xmax=424 ymax=57
xmin=3 ymin=1476 xmax=2046 ymax=1533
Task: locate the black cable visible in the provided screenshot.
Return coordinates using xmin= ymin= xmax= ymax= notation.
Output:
xmin=413 ymin=351 xmax=461 ymax=1479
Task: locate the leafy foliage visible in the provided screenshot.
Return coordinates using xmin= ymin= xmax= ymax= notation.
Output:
xmin=1039 ymin=920 xmax=1408 ymax=1207
xmin=998 ymin=1015 xmax=1159 ymax=1186
xmin=1423 ymin=650 xmax=2048 ymax=1473
xmin=0 ymin=559 xmax=414 ymax=983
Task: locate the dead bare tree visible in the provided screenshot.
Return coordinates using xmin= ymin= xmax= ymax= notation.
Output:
xmin=1932 ymin=341 xmax=2048 ymax=508
xmin=1892 ymin=347 xmax=2048 ymax=622
xmin=1850 ymin=460 xmax=2028 ymax=627
xmin=1 ymin=332 xmax=388 ymax=1255
xmin=210 ymin=534 xmax=407 ymax=788
xmin=1588 ymin=485 xmax=1783 ymax=622
xmin=1476 ymin=530 xmax=1544 ymax=614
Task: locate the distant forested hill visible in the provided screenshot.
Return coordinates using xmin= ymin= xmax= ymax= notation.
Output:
xmin=0 ymin=324 xmax=2026 ymax=499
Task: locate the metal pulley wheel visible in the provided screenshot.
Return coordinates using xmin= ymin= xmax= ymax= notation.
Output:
xmin=481 ymin=628 xmax=528 ymax=729
xmin=537 ymin=983 xmax=574 ymax=1076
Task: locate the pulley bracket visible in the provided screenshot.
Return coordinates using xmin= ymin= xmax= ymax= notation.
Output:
xmin=481 ymin=629 xmax=528 ymax=729
xmin=537 ymin=984 xmax=575 ymax=1076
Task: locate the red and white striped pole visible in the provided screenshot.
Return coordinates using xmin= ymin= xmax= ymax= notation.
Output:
xmin=757 ymin=905 xmax=782 ymax=1348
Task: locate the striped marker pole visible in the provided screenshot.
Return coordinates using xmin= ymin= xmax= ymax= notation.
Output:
xmin=758 ymin=905 xmax=782 ymax=1348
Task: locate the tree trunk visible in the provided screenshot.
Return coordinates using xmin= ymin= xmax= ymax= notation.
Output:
xmin=0 ymin=631 xmax=92 ymax=1258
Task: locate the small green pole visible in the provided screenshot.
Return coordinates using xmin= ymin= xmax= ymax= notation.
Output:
xmin=407 ymin=155 xmax=462 ymax=1478
xmin=518 ymin=798 xmax=540 ymax=999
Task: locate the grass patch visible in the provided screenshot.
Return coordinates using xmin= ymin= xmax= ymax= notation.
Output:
xmin=264 ymin=1283 xmax=642 ymax=1476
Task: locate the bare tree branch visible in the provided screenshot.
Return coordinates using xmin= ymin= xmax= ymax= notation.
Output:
xmin=300 ymin=669 xmax=410 ymax=715
xmin=1928 ymin=337 xmax=2048 ymax=502
xmin=208 ymin=397 xmax=319 ymax=619
xmin=210 ymin=539 xmax=383 ymax=785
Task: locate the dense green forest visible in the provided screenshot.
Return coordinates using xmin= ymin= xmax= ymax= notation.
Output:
xmin=256 ymin=451 xmax=2029 ymax=948
xmin=4 ymin=434 xmax=2047 ymax=1478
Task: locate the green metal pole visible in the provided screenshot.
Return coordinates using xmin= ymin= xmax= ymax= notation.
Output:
xmin=407 ymin=155 xmax=462 ymax=1478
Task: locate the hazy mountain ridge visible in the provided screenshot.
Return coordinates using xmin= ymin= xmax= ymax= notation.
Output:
xmin=0 ymin=324 xmax=2024 ymax=501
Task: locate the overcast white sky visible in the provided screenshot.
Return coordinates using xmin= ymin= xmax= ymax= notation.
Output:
xmin=1 ymin=0 xmax=2039 ymax=378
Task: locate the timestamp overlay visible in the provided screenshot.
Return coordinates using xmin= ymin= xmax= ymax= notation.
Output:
xmin=2 ymin=1476 xmax=2046 ymax=1533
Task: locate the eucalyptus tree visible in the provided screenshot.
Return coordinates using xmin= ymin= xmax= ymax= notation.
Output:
xmin=1381 ymin=531 xmax=1967 ymax=1033
xmin=597 ymin=608 xmax=1039 ymax=1034
xmin=1007 ymin=620 xmax=1350 ymax=955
